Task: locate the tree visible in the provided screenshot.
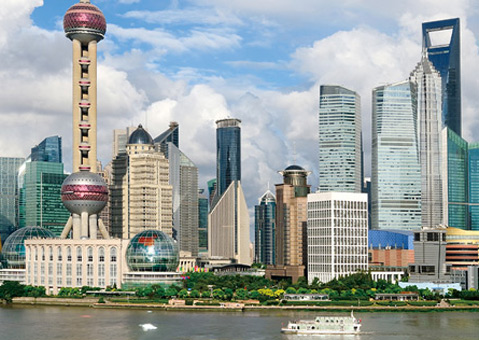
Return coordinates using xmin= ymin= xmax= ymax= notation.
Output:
xmin=190 ymin=290 xmax=200 ymax=299
xmin=224 ymin=288 xmax=234 ymax=300
xmin=0 ymin=281 xmax=25 ymax=302
xmin=178 ymin=289 xmax=189 ymax=298
xmin=235 ymin=288 xmax=248 ymax=300
xmin=285 ymin=287 xmax=296 ymax=294
xmin=166 ymin=287 xmax=177 ymax=298
xmin=201 ymin=290 xmax=211 ymax=298
xmin=212 ymin=288 xmax=225 ymax=300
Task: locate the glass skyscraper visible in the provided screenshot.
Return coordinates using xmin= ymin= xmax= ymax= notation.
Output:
xmin=319 ymin=85 xmax=362 ymax=192
xmin=372 ymin=81 xmax=422 ymax=230
xmin=30 ymin=136 xmax=62 ymax=163
xmin=154 ymin=121 xmax=179 ymax=159
xmin=21 ymin=162 xmax=69 ymax=236
xmin=423 ymin=18 xmax=461 ymax=135
xmin=469 ymin=145 xmax=479 ymax=230
xmin=411 ymin=55 xmax=444 ymax=228
xmin=198 ymin=190 xmax=208 ymax=253
xmin=254 ymin=190 xmax=276 ymax=265
xmin=214 ymin=118 xmax=241 ymax=204
xmin=0 ymin=157 xmax=25 ymax=244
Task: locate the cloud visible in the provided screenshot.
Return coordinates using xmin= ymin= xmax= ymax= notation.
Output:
xmin=118 ymin=0 xmax=140 ymax=4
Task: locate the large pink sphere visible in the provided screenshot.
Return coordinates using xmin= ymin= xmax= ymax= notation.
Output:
xmin=61 ymin=172 xmax=108 ymax=215
xmin=64 ymin=1 xmax=106 ymax=42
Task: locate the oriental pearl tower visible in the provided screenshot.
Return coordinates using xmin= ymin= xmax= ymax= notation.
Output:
xmin=59 ymin=0 xmax=109 ymax=240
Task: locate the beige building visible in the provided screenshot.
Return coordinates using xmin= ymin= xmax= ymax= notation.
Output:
xmin=110 ymin=125 xmax=173 ymax=239
xmin=208 ymin=181 xmax=251 ymax=265
xmin=266 ymin=165 xmax=311 ymax=283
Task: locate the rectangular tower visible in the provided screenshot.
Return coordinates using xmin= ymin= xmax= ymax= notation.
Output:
xmin=0 ymin=157 xmax=24 ymax=243
xmin=319 ymin=85 xmax=362 ymax=192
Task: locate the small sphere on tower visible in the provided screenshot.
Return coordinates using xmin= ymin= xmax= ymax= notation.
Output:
xmin=61 ymin=171 xmax=108 ymax=215
xmin=63 ymin=0 xmax=106 ymax=43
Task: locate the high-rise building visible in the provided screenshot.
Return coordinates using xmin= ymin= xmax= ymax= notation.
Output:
xmin=110 ymin=125 xmax=173 ymax=239
xmin=319 ymin=85 xmax=362 ymax=192
xmin=207 ymin=179 xmax=216 ymax=208
xmin=30 ymin=136 xmax=62 ymax=163
xmin=21 ymin=162 xmax=69 ymax=236
xmin=469 ymin=144 xmax=479 ymax=230
xmin=423 ymin=18 xmax=461 ymax=135
xmin=307 ymin=192 xmax=368 ymax=283
xmin=0 ymin=157 xmax=24 ymax=243
xmin=214 ymin=119 xmax=241 ymax=203
xmin=265 ymin=165 xmax=310 ymax=283
xmin=411 ymin=55 xmax=444 ymax=228
xmin=154 ymin=122 xmax=198 ymax=256
xmin=112 ymin=127 xmax=136 ymax=158
xmin=254 ymin=190 xmax=276 ymax=265
xmin=198 ymin=190 xmax=208 ymax=254
xmin=372 ymin=81 xmax=422 ymax=230
xmin=208 ymin=118 xmax=251 ymax=265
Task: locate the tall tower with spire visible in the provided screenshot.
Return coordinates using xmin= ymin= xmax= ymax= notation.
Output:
xmin=60 ymin=0 xmax=109 ymax=240
xmin=64 ymin=0 xmax=106 ymax=173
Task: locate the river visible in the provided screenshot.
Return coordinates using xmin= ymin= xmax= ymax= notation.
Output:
xmin=0 ymin=306 xmax=478 ymax=339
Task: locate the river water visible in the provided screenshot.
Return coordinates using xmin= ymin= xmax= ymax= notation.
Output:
xmin=0 ymin=306 xmax=478 ymax=339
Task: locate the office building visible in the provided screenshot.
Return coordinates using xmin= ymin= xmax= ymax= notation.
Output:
xmin=30 ymin=136 xmax=62 ymax=163
xmin=372 ymin=81 xmax=422 ymax=230
xmin=198 ymin=190 xmax=208 ymax=254
xmin=0 ymin=157 xmax=24 ymax=243
xmin=410 ymin=55 xmax=444 ymax=228
xmin=469 ymin=144 xmax=479 ymax=229
xmin=368 ymin=229 xmax=414 ymax=269
xmin=319 ymin=85 xmax=362 ymax=192
xmin=265 ymin=165 xmax=310 ymax=282
xmin=254 ymin=190 xmax=276 ymax=265
xmin=110 ymin=125 xmax=173 ymax=239
xmin=423 ymin=18 xmax=461 ymax=135
xmin=154 ymin=121 xmax=179 ymax=158
xmin=307 ymin=192 xmax=368 ymax=283
xmin=21 ymin=162 xmax=69 ymax=236
xmin=112 ymin=127 xmax=136 ymax=158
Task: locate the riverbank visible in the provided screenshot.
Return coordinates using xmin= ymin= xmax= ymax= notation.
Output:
xmin=9 ymin=297 xmax=479 ymax=312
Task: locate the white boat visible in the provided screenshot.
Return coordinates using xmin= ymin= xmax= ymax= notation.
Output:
xmin=281 ymin=311 xmax=362 ymax=335
xmin=140 ymin=323 xmax=157 ymax=331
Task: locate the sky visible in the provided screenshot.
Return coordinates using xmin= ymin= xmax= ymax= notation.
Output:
xmin=2 ymin=0 xmax=479 ymax=215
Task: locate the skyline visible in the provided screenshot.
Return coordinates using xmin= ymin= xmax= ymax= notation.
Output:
xmin=2 ymin=0 xmax=479 ymax=212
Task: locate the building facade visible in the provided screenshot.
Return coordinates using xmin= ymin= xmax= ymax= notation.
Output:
xmin=372 ymin=81 xmax=422 ymax=230
xmin=110 ymin=125 xmax=173 ymax=239
xmin=198 ymin=190 xmax=208 ymax=254
xmin=410 ymin=56 xmax=444 ymax=228
xmin=0 ymin=158 xmax=24 ymax=244
xmin=30 ymin=136 xmax=62 ymax=163
xmin=254 ymin=190 xmax=276 ymax=265
xmin=422 ymin=18 xmax=461 ymax=135
xmin=307 ymin=192 xmax=368 ymax=283
xmin=319 ymin=85 xmax=362 ymax=192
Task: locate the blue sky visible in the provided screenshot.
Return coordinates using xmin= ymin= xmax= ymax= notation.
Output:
xmin=2 ymin=0 xmax=479 ymax=213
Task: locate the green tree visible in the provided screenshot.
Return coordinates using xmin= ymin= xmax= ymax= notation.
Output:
xmin=178 ymin=289 xmax=189 ymax=298
xmin=0 ymin=281 xmax=25 ymax=302
xmin=235 ymin=288 xmax=248 ymax=300
xmin=201 ymin=290 xmax=211 ymax=298
xmin=224 ymin=288 xmax=234 ymax=300
xmin=190 ymin=289 xmax=200 ymax=299
xmin=285 ymin=287 xmax=297 ymax=294
xmin=166 ymin=287 xmax=178 ymax=298
xmin=212 ymin=288 xmax=225 ymax=300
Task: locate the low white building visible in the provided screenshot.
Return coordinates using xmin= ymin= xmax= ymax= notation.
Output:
xmin=307 ymin=192 xmax=368 ymax=283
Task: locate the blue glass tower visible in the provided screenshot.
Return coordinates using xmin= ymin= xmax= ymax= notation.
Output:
xmin=423 ymin=18 xmax=461 ymax=135
xmin=372 ymin=81 xmax=422 ymax=230
xmin=30 ymin=136 xmax=62 ymax=163
xmin=153 ymin=121 xmax=179 ymax=158
xmin=254 ymin=190 xmax=276 ymax=265
xmin=215 ymin=118 xmax=241 ymax=202
xmin=468 ymin=144 xmax=479 ymax=230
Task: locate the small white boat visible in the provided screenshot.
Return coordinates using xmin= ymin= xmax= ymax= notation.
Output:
xmin=281 ymin=311 xmax=362 ymax=335
xmin=140 ymin=323 xmax=157 ymax=331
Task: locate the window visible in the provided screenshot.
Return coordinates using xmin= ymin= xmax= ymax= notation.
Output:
xmin=76 ymin=264 xmax=82 ymax=286
xmin=99 ymin=247 xmax=105 ymax=262
xmin=57 ymin=247 xmax=62 ymax=261
xmin=110 ymin=247 xmax=117 ymax=262
xmin=49 ymin=247 xmax=53 ymax=261
xmin=87 ymin=247 xmax=93 ymax=262
xmin=77 ymin=247 xmax=82 ymax=262
xmin=67 ymin=247 xmax=72 ymax=262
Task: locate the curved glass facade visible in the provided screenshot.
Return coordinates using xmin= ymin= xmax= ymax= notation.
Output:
xmin=126 ymin=230 xmax=178 ymax=272
xmin=2 ymin=226 xmax=56 ymax=269
xmin=215 ymin=119 xmax=241 ymax=199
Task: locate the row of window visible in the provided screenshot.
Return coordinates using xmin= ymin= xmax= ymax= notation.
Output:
xmin=30 ymin=246 xmax=118 ymax=263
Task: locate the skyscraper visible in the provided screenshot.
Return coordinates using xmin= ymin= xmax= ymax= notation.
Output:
xmin=372 ymin=81 xmax=422 ymax=230
xmin=154 ymin=121 xmax=179 ymax=158
xmin=214 ymin=119 xmax=241 ymax=203
xmin=30 ymin=136 xmax=62 ymax=163
xmin=410 ymin=55 xmax=444 ymax=228
xmin=254 ymin=190 xmax=276 ymax=265
xmin=423 ymin=18 xmax=461 ymax=135
xmin=64 ymin=0 xmax=106 ymax=172
xmin=110 ymin=125 xmax=173 ymax=239
xmin=208 ymin=118 xmax=251 ymax=265
xmin=112 ymin=127 xmax=136 ymax=158
xmin=0 ymin=157 xmax=24 ymax=243
xmin=319 ymin=85 xmax=362 ymax=192
xmin=198 ymin=190 xmax=208 ymax=254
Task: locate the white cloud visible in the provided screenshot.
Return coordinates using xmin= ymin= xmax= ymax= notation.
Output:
xmin=118 ymin=0 xmax=140 ymax=4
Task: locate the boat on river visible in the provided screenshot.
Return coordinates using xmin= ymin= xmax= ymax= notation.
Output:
xmin=281 ymin=311 xmax=362 ymax=335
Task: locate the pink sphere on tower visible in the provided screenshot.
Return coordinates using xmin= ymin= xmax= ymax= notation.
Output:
xmin=64 ymin=0 xmax=106 ymax=43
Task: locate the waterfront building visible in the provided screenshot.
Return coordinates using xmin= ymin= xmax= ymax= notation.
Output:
xmin=0 ymin=157 xmax=24 ymax=243
xmin=254 ymin=190 xmax=276 ymax=265
xmin=265 ymin=165 xmax=310 ymax=282
xmin=110 ymin=125 xmax=173 ymax=239
xmin=30 ymin=136 xmax=62 ymax=163
xmin=307 ymin=192 xmax=368 ymax=283
xmin=20 ymin=162 xmax=69 ymax=236
xmin=318 ymin=85 xmax=362 ymax=192
xmin=213 ymin=119 xmax=241 ymax=204
xmin=410 ymin=55 xmax=444 ymax=228
xmin=154 ymin=123 xmax=199 ymax=256
xmin=372 ymin=81 xmax=422 ymax=230
xmin=423 ymin=18 xmax=461 ymax=135
xmin=198 ymin=190 xmax=208 ymax=254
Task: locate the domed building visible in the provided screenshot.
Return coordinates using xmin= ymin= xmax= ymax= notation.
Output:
xmin=110 ymin=124 xmax=173 ymax=240
xmin=2 ymin=227 xmax=56 ymax=269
